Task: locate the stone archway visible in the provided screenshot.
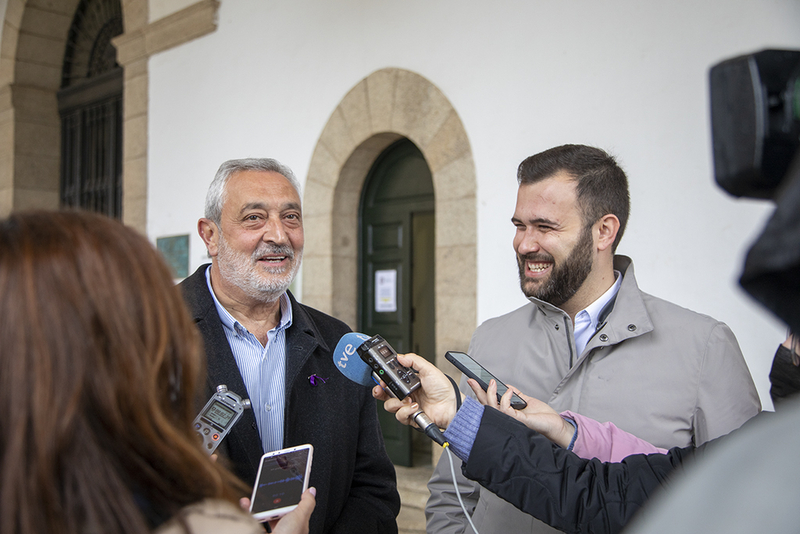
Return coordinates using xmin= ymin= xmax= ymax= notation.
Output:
xmin=303 ymin=68 xmax=477 ymax=367
xmin=0 ymin=0 xmax=219 ymax=231
xmin=0 ymin=0 xmax=85 ymax=216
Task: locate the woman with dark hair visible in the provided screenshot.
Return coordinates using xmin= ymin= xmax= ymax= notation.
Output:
xmin=0 ymin=210 xmax=314 ymax=534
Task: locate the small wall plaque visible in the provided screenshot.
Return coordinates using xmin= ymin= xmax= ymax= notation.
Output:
xmin=157 ymin=234 xmax=189 ymax=279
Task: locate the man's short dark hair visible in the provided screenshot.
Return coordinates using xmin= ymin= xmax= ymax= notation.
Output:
xmin=517 ymin=144 xmax=630 ymax=252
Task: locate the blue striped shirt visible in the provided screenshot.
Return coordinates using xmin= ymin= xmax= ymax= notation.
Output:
xmin=205 ymin=268 xmax=292 ymax=454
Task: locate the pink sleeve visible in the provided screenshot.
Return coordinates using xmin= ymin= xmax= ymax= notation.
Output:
xmin=561 ymin=410 xmax=668 ymax=462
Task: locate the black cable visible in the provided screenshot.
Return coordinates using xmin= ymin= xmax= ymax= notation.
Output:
xmin=445 ymin=373 xmax=462 ymax=412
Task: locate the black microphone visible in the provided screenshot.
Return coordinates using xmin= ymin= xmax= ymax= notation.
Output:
xmin=333 ymin=332 xmax=447 ymax=446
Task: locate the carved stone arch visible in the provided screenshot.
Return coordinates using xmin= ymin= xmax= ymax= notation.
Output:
xmin=0 ymin=0 xmax=219 ymax=231
xmin=303 ymin=68 xmax=477 ymax=366
xmin=0 ymin=0 xmax=82 ymax=215
xmin=0 ymin=0 xmax=148 ymax=221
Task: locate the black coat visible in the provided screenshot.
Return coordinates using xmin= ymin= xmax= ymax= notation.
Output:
xmin=180 ymin=265 xmax=400 ymax=534
xmin=462 ymin=406 xmax=703 ymax=534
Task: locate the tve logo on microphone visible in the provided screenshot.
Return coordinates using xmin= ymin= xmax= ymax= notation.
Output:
xmin=336 ymin=332 xmax=369 ymax=369
xmin=333 ymin=332 xmax=372 ymax=386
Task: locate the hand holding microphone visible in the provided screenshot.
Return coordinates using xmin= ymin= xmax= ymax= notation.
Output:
xmin=333 ymin=333 xmax=448 ymax=445
xmin=371 ymin=353 xmax=463 ymax=433
xmin=333 ymin=332 xmax=574 ymax=453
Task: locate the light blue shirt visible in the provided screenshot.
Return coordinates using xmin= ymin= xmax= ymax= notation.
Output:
xmin=573 ymin=270 xmax=622 ymax=357
xmin=205 ymin=268 xmax=292 ymax=454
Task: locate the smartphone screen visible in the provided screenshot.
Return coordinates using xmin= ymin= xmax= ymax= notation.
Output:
xmin=445 ymin=351 xmax=527 ymax=409
xmin=250 ymin=444 xmax=313 ymax=522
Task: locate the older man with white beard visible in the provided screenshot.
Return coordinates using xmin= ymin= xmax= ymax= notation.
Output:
xmin=180 ymin=159 xmax=400 ymax=534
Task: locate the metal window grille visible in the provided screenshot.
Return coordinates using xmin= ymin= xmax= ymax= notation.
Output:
xmin=60 ymin=93 xmax=122 ymax=217
xmin=58 ymin=0 xmax=123 ymax=218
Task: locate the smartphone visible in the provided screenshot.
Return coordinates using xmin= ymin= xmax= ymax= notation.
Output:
xmin=193 ymin=385 xmax=250 ymax=454
xmin=250 ymin=444 xmax=314 ymax=523
xmin=445 ymin=351 xmax=528 ymax=410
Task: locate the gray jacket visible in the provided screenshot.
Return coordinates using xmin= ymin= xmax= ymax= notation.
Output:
xmin=426 ymin=256 xmax=760 ymax=534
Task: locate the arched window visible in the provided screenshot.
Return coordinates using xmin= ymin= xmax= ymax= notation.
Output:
xmin=58 ymin=0 xmax=123 ymax=217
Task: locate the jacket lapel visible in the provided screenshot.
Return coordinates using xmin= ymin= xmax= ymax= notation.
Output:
xmin=182 ymin=266 xmax=263 ymax=475
xmin=282 ymin=291 xmax=325 ymax=437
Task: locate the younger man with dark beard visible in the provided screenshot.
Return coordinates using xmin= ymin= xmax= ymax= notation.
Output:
xmin=180 ymin=159 xmax=400 ymax=534
xmin=425 ymin=144 xmax=760 ymax=534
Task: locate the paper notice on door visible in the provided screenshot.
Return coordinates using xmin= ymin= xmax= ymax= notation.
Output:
xmin=375 ymin=269 xmax=398 ymax=312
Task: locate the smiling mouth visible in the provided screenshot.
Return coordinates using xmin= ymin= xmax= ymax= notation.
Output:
xmin=527 ymin=261 xmax=551 ymax=273
xmin=258 ymin=255 xmax=289 ymax=263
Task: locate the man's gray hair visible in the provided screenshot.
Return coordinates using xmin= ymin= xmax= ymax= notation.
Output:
xmin=204 ymin=158 xmax=301 ymax=225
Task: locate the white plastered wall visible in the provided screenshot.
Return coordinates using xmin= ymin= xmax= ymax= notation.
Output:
xmin=145 ymin=0 xmax=800 ymax=408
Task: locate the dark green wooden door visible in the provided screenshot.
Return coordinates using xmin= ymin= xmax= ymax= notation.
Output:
xmin=359 ymin=139 xmax=435 ymax=466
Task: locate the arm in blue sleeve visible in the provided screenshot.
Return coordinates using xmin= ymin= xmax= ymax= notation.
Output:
xmin=442 ymin=397 xmax=485 ymax=462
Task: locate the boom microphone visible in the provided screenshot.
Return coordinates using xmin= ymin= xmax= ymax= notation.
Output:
xmin=333 ymin=332 xmax=447 ymax=446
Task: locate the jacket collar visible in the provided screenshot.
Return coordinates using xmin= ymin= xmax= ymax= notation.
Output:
xmin=528 ymin=255 xmax=654 ymax=347
xmin=598 ymin=255 xmax=655 ymax=344
xmin=184 ymin=264 xmax=331 ymax=392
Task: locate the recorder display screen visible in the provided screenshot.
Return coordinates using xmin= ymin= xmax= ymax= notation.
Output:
xmin=203 ymin=400 xmax=236 ymax=428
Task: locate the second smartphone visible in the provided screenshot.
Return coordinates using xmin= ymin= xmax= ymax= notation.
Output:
xmin=445 ymin=351 xmax=528 ymax=410
xmin=249 ymin=444 xmax=313 ymax=523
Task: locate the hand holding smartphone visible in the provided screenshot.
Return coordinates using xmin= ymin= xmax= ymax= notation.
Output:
xmin=250 ymin=444 xmax=313 ymax=523
xmin=445 ymin=351 xmax=528 ymax=410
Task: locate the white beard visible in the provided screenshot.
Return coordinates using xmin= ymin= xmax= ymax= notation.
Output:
xmin=217 ymin=235 xmax=302 ymax=303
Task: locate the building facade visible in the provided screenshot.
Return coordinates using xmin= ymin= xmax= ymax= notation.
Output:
xmin=2 ymin=0 xmax=800 ymax=421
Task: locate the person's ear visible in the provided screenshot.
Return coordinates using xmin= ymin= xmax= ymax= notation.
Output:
xmin=595 ymin=214 xmax=620 ymax=252
xmin=198 ymin=218 xmax=221 ymax=257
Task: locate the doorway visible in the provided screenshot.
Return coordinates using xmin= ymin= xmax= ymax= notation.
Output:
xmin=359 ymin=139 xmax=435 ymax=466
